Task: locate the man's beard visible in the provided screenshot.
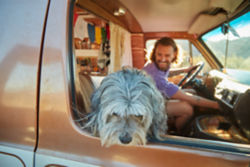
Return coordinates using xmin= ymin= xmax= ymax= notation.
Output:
xmin=155 ymin=61 xmax=170 ymax=71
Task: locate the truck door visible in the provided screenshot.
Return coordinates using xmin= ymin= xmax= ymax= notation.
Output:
xmin=0 ymin=0 xmax=50 ymax=166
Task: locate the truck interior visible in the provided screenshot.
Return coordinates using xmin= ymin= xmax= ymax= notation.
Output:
xmin=70 ymin=0 xmax=250 ymax=150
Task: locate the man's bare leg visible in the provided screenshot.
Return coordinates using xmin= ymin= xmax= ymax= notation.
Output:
xmin=166 ymin=100 xmax=193 ymax=131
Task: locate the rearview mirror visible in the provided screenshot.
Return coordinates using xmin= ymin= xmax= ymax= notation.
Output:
xmin=221 ymin=23 xmax=240 ymax=37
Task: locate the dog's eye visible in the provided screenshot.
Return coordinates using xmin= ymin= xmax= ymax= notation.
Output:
xmin=135 ymin=115 xmax=143 ymax=122
xmin=106 ymin=113 xmax=120 ymax=123
xmin=112 ymin=113 xmax=120 ymax=119
xmin=112 ymin=113 xmax=118 ymax=117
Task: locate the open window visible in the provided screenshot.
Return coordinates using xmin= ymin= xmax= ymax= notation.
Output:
xmin=69 ymin=1 xmax=250 ymax=155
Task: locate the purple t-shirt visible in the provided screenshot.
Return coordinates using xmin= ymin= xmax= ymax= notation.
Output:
xmin=143 ymin=63 xmax=179 ymax=98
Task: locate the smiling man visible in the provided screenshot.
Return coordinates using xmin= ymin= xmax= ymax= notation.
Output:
xmin=143 ymin=37 xmax=220 ymax=132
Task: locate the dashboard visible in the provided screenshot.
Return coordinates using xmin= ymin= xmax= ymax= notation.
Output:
xmin=193 ymin=70 xmax=250 ymax=143
xmin=207 ymin=70 xmax=250 ymax=139
xmin=207 ymin=70 xmax=250 ymax=110
xmin=215 ymin=80 xmax=243 ymax=110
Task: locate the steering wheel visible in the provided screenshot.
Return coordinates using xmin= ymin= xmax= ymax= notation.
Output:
xmin=177 ymin=62 xmax=204 ymax=88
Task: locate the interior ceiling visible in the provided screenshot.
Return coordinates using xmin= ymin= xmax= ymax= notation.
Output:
xmin=85 ymin=0 xmax=246 ymax=35
xmin=119 ymin=0 xmax=210 ymax=32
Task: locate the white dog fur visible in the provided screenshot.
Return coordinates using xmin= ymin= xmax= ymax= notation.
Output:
xmin=84 ymin=68 xmax=167 ymax=147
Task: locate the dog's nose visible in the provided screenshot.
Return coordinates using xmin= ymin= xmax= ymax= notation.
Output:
xmin=119 ymin=132 xmax=132 ymax=144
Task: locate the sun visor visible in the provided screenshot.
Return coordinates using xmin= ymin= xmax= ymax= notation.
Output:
xmin=209 ymin=0 xmax=244 ymax=14
xmin=188 ymin=13 xmax=226 ymax=35
xmin=188 ymin=0 xmax=245 ymax=35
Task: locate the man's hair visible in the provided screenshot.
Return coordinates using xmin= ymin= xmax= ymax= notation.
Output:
xmin=150 ymin=37 xmax=178 ymax=63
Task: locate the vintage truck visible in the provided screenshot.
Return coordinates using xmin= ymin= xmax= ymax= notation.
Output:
xmin=0 ymin=0 xmax=250 ymax=166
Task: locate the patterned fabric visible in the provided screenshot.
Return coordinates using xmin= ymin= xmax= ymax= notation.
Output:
xmin=101 ymin=27 xmax=107 ymax=43
xmin=105 ymin=23 xmax=110 ymax=40
xmin=87 ymin=23 xmax=95 ymax=43
xmin=95 ymin=26 xmax=102 ymax=44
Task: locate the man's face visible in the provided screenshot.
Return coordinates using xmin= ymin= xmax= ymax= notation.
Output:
xmin=155 ymin=44 xmax=176 ymax=71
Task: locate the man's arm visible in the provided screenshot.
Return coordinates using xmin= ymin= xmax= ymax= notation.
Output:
xmin=172 ymin=90 xmax=220 ymax=109
xmin=169 ymin=65 xmax=199 ymax=77
xmin=169 ymin=67 xmax=187 ymax=77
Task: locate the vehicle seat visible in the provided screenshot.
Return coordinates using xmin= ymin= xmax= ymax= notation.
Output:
xmin=74 ymin=72 xmax=95 ymax=120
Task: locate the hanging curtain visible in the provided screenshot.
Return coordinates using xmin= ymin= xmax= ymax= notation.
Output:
xmin=109 ymin=22 xmax=132 ymax=73
xmin=74 ymin=15 xmax=88 ymax=40
xmin=122 ymin=29 xmax=132 ymax=68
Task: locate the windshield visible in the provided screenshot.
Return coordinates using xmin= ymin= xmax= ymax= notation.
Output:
xmin=201 ymin=11 xmax=250 ymax=85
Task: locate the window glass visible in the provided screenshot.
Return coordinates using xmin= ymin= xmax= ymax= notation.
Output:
xmin=201 ymin=11 xmax=250 ymax=85
xmin=172 ymin=40 xmax=190 ymax=68
xmin=191 ymin=44 xmax=211 ymax=74
xmin=201 ymin=12 xmax=250 ymax=71
xmin=145 ymin=39 xmax=211 ymax=74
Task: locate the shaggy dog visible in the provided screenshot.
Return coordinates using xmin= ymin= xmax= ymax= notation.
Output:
xmin=85 ymin=68 xmax=167 ymax=147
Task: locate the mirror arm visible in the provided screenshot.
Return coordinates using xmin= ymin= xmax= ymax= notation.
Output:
xmin=189 ymin=41 xmax=193 ymax=65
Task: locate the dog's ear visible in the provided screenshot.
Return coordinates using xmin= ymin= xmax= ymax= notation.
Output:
xmin=150 ymin=86 xmax=168 ymax=140
xmin=137 ymin=71 xmax=168 ymax=139
xmin=90 ymin=75 xmax=115 ymax=113
xmin=88 ymin=77 xmax=113 ymax=136
xmin=91 ymin=88 xmax=102 ymax=113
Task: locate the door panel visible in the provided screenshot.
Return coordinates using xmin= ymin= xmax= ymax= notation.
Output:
xmin=0 ymin=0 xmax=49 ymax=166
xmin=0 ymin=145 xmax=33 ymax=167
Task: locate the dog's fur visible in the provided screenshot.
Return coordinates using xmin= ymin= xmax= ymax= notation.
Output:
xmin=85 ymin=68 xmax=167 ymax=147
